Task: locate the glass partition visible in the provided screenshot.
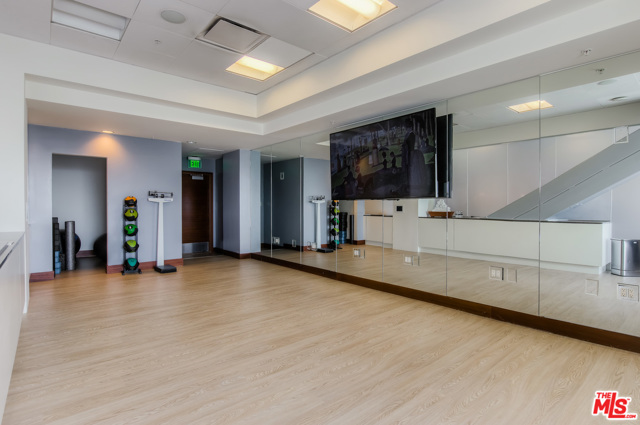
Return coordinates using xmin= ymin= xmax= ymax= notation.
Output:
xmin=539 ymin=51 xmax=640 ymax=336
xmin=445 ymin=77 xmax=541 ymax=315
xmin=269 ymin=139 xmax=302 ymax=263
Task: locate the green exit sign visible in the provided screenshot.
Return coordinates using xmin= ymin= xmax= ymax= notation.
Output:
xmin=188 ymin=156 xmax=202 ymax=169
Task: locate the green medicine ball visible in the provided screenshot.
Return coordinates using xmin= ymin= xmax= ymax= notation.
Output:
xmin=124 ymin=240 xmax=139 ymax=252
xmin=124 ymin=258 xmax=139 ymax=270
xmin=124 ymin=224 xmax=138 ymax=236
xmin=124 ymin=208 xmax=138 ymax=221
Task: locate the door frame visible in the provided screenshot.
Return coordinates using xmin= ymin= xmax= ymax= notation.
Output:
xmin=182 ymin=171 xmax=214 ymax=255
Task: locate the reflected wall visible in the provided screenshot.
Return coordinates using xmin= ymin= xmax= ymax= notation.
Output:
xmin=255 ymin=51 xmax=640 ymax=339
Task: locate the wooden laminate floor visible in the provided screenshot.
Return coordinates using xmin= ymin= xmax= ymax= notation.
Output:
xmin=4 ymin=256 xmax=640 ymax=424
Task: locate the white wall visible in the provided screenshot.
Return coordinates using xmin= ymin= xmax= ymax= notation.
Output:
xmin=0 ymin=234 xmax=25 ymax=421
xmin=28 ymin=126 xmax=182 ymax=273
xmin=52 ymin=155 xmax=107 ymax=252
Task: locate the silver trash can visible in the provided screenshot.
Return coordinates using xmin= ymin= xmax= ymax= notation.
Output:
xmin=611 ymin=238 xmax=640 ymax=276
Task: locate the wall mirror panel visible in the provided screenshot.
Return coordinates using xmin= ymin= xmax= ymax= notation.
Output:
xmin=299 ymin=134 xmax=336 ymax=272
xmin=265 ymin=139 xmax=302 ymax=263
xmin=445 ymin=77 xmax=541 ymax=315
xmin=258 ymin=145 xmax=273 ymax=257
xmin=380 ymin=101 xmax=448 ymax=296
xmin=539 ymin=51 xmax=640 ymax=336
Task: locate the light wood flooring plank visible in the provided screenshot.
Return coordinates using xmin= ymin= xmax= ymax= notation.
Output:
xmin=3 ymin=256 xmax=640 ymax=424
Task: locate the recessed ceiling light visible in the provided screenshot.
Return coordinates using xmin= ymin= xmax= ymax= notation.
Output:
xmin=508 ymin=100 xmax=553 ymax=113
xmin=597 ymin=79 xmax=618 ymax=86
xmin=51 ymin=0 xmax=129 ymax=41
xmin=160 ymin=10 xmax=186 ymax=24
xmin=226 ymin=56 xmax=284 ymax=81
xmin=198 ymin=148 xmax=224 ymax=151
xmin=308 ymin=0 xmax=396 ymax=32
xmin=610 ymin=96 xmax=628 ymax=102
xmin=102 ymin=130 xmax=114 ymax=134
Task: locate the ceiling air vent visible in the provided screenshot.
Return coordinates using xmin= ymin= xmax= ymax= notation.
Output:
xmin=198 ymin=18 xmax=267 ymax=54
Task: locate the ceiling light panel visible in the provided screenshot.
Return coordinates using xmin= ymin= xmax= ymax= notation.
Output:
xmin=52 ymin=0 xmax=129 ymax=40
xmin=200 ymin=19 xmax=268 ymax=53
xmin=74 ymin=0 xmax=140 ymax=18
xmin=249 ymin=38 xmax=311 ymax=68
xmin=226 ymin=56 xmax=284 ymax=81
xmin=508 ymin=100 xmax=553 ymax=113
xmin=308 ymin=0 xmax=396 ymax=32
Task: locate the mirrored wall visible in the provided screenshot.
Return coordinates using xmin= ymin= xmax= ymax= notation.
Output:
xmin=255 ymin=51 xmax=640 ymax=338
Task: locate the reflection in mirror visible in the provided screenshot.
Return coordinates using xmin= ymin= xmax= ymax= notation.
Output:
xmin=268 ymin=139 xmax=302 ymax=263
xmin=257 ymin=145 xmax=273 ymax=257
xmin=445 ymin=77 xmax=541 ymax=315
xmin=300 ymin=135 xmax=336 ymax=272
xmin=539 ymin=51 xmax=640 ymax=336
xmin=379 ymin=101 xmax=448 ymax=295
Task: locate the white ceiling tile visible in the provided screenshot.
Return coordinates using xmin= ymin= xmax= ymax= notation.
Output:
xmin=0 ymin=0 xmax=52 ymax=43
xmin=249 ymin=38 xmax=311 ymax=68
xmin=132 ymin=0 xmax=215 ymax=38
xmin=74 ymin=0 xmax=141 ymax=18
xmin=180 ymin=0 xmax=230 ymax=15
xmin=116 ymin=20 xmax=193 ymax=65
xmin=50 ymin=23 xmax=120 ymax=58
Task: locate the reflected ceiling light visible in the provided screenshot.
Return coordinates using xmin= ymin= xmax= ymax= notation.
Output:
xmin=160 ymin=10 xmax=186 ymax=24
xmin=51 ymin=0 xmax=129 ymax=40
xmin=308 ymin=0 xmax=396 ymax=32
xmin=317 ymin=141 xmax=330 ymax=146
xmin=226 ymin=56 xmax=284 ymax=81
xmin=597 ymin=79 xmax=618 ymax=86
xmin=508 ymin=100 xmax=553 ymax=113
xmin=101 ymin=130 xmax=114 ymax=134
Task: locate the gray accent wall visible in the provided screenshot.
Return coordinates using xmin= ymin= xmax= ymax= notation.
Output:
xmin=271 ymin=159 xmax=301 ymax=247
xmin=28 ymin=125 xmax=182 ymax=273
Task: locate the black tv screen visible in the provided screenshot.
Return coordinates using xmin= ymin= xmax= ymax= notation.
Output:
xmin=330 ymin=108 xmax=451 ymax=200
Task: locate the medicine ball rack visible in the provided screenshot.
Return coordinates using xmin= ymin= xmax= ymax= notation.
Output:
xmin=123 ymin=196 xmax=142 ymax=275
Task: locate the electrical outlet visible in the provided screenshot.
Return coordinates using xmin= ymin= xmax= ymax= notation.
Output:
xmin=505 ymin=268 xmax=517 ymax=283
xmin=617 ymin=284 xmax=639 ymax=302
xmin=489 ymin=266 xmax=503 ymax=280
xmin=353 ymin=248 xmax=365 ymax=259
xmin=585 ymin=279 xmax=599 ymax=296
xmin=292 ymin=240 xmax=296 ymax=248
xmin=273 ymin=236 xmax=280 ymax=245
xmin=403 ymin=255 xmax=420 ymax=266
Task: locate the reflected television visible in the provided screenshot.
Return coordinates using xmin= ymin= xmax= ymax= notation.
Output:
xmin=330 ymin=108 xmax=452 ymax=200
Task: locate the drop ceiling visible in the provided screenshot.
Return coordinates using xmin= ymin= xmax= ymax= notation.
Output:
xmin=2 ymin=0 xmax=640 ymax=159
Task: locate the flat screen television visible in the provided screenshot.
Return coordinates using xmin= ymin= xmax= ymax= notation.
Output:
xmin=330 ymin=108 xmax=452 ymax=200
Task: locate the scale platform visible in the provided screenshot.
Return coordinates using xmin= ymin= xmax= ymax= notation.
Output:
xmin=316 ymin=248 xmax=334 ymax=253
xmin=154 ymin=264 xmax=177 ymax=273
